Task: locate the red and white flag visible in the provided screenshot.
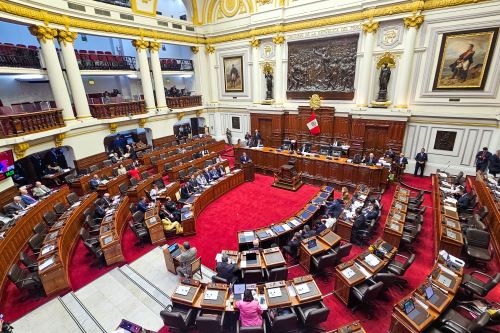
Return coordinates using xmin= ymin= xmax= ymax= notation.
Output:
xmin=307 ymin=112 xmax=320 ymax=135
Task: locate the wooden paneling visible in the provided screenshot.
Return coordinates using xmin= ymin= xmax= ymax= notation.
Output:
xmin=73 ymin=152 xmax=108 ymax=172
xmin=152 ymin=135 xmax=177 ymax=148
xmin=0 ymin=186 xmax=19 ymax=211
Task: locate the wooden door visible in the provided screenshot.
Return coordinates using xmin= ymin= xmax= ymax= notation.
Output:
xmin=258 ymin=119 xmax=272 ymax=146
xmin=364 ymin=126 xmax=389 ymax=157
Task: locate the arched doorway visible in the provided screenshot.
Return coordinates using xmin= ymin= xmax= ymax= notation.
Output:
xmin=173 ymin=117 xmax=206 ymax=139
xmin=103 ymin=128 xmax=152 ymax=156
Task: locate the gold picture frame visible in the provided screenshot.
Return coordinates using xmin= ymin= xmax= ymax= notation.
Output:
xmin=223 ymin=56 xmax=244 ymax=93
xmin=433 ymin=28 xmax=498 ymax=90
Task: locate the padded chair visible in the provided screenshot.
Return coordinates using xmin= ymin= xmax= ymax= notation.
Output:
xmin=82 ymin=241 xmax=104 ymax=268
xmin=408 ymin=190 xmax=425 ymax=204
xmin=84 ymin=215 xmax=101 ymax=234
xmin=460 ymin=271 xmax=500 ymax=298
xmin=28 ymin=233 xmax=44 ymax=255
xmin=129 ymin=177 xmax=139 ymax=187
xmin=265 ymin=266 xmax=288 ymax=282
xmin=400 ymin=224 xmax=421 ymax=251
xmin=155 ymin=179 xmax=165 ymax=189
xmin=102 ymin=159 xmax=112 ymax=167
xmin=464 ymin=229 xmax=492 ymax=268
xmin=265 ymin=307 xmax=298 ymax=333
xmin=53 ymin=201 xmax=67 ymax=215
xmin=65 ymin=174 xmax=76 ymax=184
xmin=42 ymin=210 xmax=58 ymax=226
xmin=386 ymin=252 xmax=415 ymax=289
xmin=118 ymin=182 xmax=128 ymax=195
xmin=236 ymin=320 xmax=266 ymax=333
xmin=7 ymin=263 xmax=45 ymax=298
xmin=129 ymin=221 xmax=149 ymax=247
xmin=190 ymin=257 xmax=203 ymax=279
xmin=195 ymin=310 xmax=225 ymax=333
xmin=140 ymin=171 xmax=149 ymax=180
xmin=132 ymin=210 xmax=145 ymax=224
xmin=241 ymin=268 xmax=264 ymax=284
xmin=296 ymin=300 xmax=330 ymax=332
xmin=351 ymin=280 xmax=384 ymax=318
xmin=79 ymin=228 xmax=99 ymax=248
xmin=311 ymin=250 xmax=338 ymax=279
xmin=164 ymin=163 xmax=172 ymax=173
xmin=178 ymin=170 xmax=187 ymax=181
xmin=372 ymin=272 xmax=401 ymax=294
xmin=438 ymin=308 xmax=490 ymax=333
xmin=33 ymin=222 xmax=48 ymax=236
xmin=212 ymin=275 xmax=230 ymax=284
xmin=335 ymin=242 xmax=352 ymax=265
xmin=20 ymin=251 xmax=38 ymax=272
xmin=89 ymin=164 xmax=98 ymax=173
xmin=160 ymin=304 xmax=197 ymax=333
xmin=66 ymin=192 xmax=79 ymax=205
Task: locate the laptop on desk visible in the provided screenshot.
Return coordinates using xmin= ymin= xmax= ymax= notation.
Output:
xmin=403 ymin=299 xmax=420 ymax=321
xmin=307 ymin=239 xmax=317 ymax=250
xmin=245 ymin=252 xmax=258 ymax=265
xmin=169 ymin=243 xmax=181 ymax=258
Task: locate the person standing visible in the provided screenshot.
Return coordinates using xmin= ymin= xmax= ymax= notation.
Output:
xmin=414 ymin=148 xmax=428 ymax=177
xmin=475 ymin=147 xmax=492 ymax=173
xmin=226 ymin=128 xmax=232 ymax=145
xmin=254 ymin=130 xmax=262 ymax=146
xmin=236 ymin=289 xmax=263 ymax=328
xmin=489 ymin=150 xmax=500 ymax=177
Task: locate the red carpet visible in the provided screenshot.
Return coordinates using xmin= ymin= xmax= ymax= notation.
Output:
xmin=3 ymin=173 xmax=500 ymax=333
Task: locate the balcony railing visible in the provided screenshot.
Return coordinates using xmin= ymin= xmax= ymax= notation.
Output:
xmin=0 ymin=44 xmax=41 ymax=69
xmin=0 ymin=109 xmax=64 ymax=137
xmin=76 ymin=54 xmax=136 ymax=71
xmin=88 ymin=101 xmax=146 ymax=119
xmin=160 ymin=58 xmax=193 ymax=71
xmin=166 ymin=96 xmax=202 ymax=109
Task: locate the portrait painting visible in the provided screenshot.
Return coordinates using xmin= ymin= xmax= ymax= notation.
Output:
xmin=433 ymin=28 xmax=498 ymax=90
xmin=223 ymin=56 xmax=244 ymax=93
xmin=433 ymin=130 xmax=457 ymax=151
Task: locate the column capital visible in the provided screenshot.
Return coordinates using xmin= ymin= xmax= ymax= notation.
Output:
xmin=29 ymin=25 xmax=58 ymax=43
xmin=362 ymin=20 xmax=379 ymax=34
xmin=54 ymin=133 xmax=65 ymax=147
xmin=14 ymin=143 xmax=30 ymax=159
xmin=250 ymin=38 xmax=261 ymax=48
xmin=57 ymin=29 xmax=78 ymax=46
xmin=191 ymin=46 xmax=200 ymax=54
xmin=403 ymin=14 xmax=424 ymax=29
xmin=149 ymin=41 xmax=161 ymax=51
xmin=272 ymin=34 xmax=285 ymax=45
xmin=206 ymin=45 xmax=215 ymax=54
xmin=132 ymin=39 xmax=150 ymax=50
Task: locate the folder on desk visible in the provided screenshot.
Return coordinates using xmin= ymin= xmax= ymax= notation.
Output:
xmin=267 ymin=287 xmax=282 ymax=298
xmin=294 ymin=283 xmax=310 ymax=295
xmin=175 ymin=285 xmax=190 ymax=296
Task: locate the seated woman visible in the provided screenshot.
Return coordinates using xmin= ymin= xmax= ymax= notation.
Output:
xmin=161 ymin=217 xmax=183 ymax=234
xmin=341 ymin=186 xmax=350 ymax=203
xmin=236 ymin=289 xmax=263 ymax=328
xmin=117 ymin=163 xmax=127 ymax=176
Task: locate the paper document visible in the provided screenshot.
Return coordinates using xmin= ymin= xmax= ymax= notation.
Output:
xmin=446 ymin=229 xmax=456 ymax=239
xmin=175 ymin=286 xmax=190 ymax=296
xmin=282 ymin=224 xmax=291 ymax=231
xmin=438 ymin=274 xmax=452 ymax=288
xmin=240 ymin=260 xmax=247 ymax=268
xmin=215 ymin=253 xmax=223 ymax=262
xmin=295 ymin=283 xmax=310 ymax=295
xmin=287 ymin=285 xmax=296 ymax=297
xmin=267 ymin=288 xmax=282 ymax=298
xmin=365 ymin=254 xmax=381 ymax=267
xmin=204 ymin=290 xmax=219 ymax=300
xmin=341 ymin=267 xmax=355 ymax=279
xmin=39 ymin=256 xmax=55 ymax=271
xmin=243 ymin=231 xmax=254 ymax=237
xmin=355 ymin=263 xmax=372 ymax=278
xmin=41 ymin=244 xmax=55 ymax=255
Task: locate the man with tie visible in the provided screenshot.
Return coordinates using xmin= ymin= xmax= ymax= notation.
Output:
xmin=137 ymin=196 xmax=150 ymax=212
xmin=31 ymin=181 xmax=51 ymax=198
xmin=217 ymin=164 xmax=225 ymax=177
xmin=384 ymin=148 xmax=396 ymax=160
xmin=101 ymin=192 xmax=112 ymax=208
xmin=475 ymin=147 xmax=492 ymax=173
xmin=362 ymin=152 xmax=377 ymax=165
xmin=196 ymin=173 xmax=208 ymax=187
xmin=254 ymin=130 xmax=262 ymax=146
xmin=394 ymin=153 xmax=408 ymax=181
xmin=202 ymin=168 xmax=212 ymax=183
xmin=4 ymin=196 xmax=27 ymax=216
xmin=89 ymin=174 xmax=101 ymax=191
xmin=20 ymin=188 xmax=37 ymax=205
xmin=240 ymin=152 xmax=251 ymax=164
xmin=457 ymin=189 xmax=471 ymax=213
xmin=209 ymin=166 xmax=220 ymax=180
xmin=215 ymin=254 xmax=238 ymax=283
xmin=414 ymin=148 xmax=428 ymax=177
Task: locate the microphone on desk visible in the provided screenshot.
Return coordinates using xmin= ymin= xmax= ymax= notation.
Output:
xmin=443 ymin=161 xmax=451 ymax=173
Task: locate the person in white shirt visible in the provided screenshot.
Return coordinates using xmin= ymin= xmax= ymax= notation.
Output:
xmin=32 ymin=181 xmax=51 ymax=198
xmin=117 ymin=164 xmax=127 ymax=176
xmin=149 ymin=184 xmax=159 ymax=201
xmin=196 ymin=173 xmax=207 ymax=187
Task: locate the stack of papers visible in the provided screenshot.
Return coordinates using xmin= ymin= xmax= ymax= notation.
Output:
xmin=267 ymin=288 xmax=282 ymax=298
xmin=175 ymin=285 xmax=190 ymax=296
xmin=365 ymin=254 xmax=381 ymax=267
xmin=204 ymin=290 xmax=219 ymax=300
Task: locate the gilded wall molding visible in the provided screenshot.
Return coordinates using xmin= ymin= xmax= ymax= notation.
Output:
xmin=57 ymin=29 xmax=78 ymax=46
xmin=132 ymin=39 xmax=150 ymax=49
xmin=14 ymin=143 xmax=30 ymax=159
xmin=249 ymin=38 xmax=260 ymax=48
xmin=362 ymin=20 xmax=379 ymax=34
xmin=28 ymin=25 xmax=58 ymax=43
xmin=403 ymin=14 xmax=425 ymax=29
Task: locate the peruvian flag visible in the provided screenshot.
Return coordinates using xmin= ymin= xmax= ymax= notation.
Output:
xmin=307 ymin=112 xmax=320 ymax=135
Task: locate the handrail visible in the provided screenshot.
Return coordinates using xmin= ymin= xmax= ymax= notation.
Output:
xmin=88 ymin=100 xmax=146 ymax=119
xmin=0 ymin=109 xmax=65 ymax=137
xmin=166 ymin=96 xmax=202 ymax=109
xmin=159 ymin=58 xmax=193 ymax=71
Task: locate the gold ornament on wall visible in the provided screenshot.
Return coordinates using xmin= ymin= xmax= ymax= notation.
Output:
xmin=191 ymin=46 xmax=199 ymax=54
xmin=14 ymin=143 xmax=30 ymax=159
xmin=109 ymin=123 xmax=118 ymax=133
xmin=376 ymin=52 xmax=397 ymax=69
xmin=256 ymin=0 xmax=272 ymax=4
xmin=205 ymin=45 xmax=215 ymax=54
xmin=403 ymin=14 xmax=424 ymax=29
xmin=176 ymin=112 xmax=185 ymax=120
xmin=362 ymin=20 xmax=379 ymax=34
xmin=262 ymin=62 xmax=273 ymax=74
xmin=148 ymin=41 xmax=161 ymax=51
xmin=132 ymin=39 xmax=150 ymax=50
xmin=28 ymin=25 xmax=58 ymax=43
xmin=272 ymin=34 xmax=285 ymax=45
xmin=309 ymin=94 xmax=321 ymax=111
xmin=54 ymin=133 xmax=65 ymax=147
xmin=138 ymin=118 xmax=147 ymax=128
xmin=249 ymin=38 xmax=260 ymax=48
xmin=57 ymin=29 xmax=78 ymax=46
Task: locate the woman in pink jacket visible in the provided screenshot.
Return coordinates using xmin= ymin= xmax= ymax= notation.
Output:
xmin=236 ymin=289 xmax=263 ymax=327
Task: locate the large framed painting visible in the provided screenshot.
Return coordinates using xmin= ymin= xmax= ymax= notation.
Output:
xmin=223 ymin=56 xmax=244 ymax=93
xmin=287 ymin=35 xmax=359 ymax=100
xmin=433 ymin=28 xmax=498 ymax=90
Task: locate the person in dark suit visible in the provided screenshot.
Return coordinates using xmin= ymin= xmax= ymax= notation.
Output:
xmin=326 ymin=198 xmax=344 ymax=218
xmin=217 ymin=165 xmax=225 ymax=177
xmin=384 ymin=148 xmax=396 ymax=160
xmin=89 ymin=174 xmax=101 ymax=191
xmin=489 ymin=150 xmax=500 ymax=177
xmin=254 ymin=130 xmax=262 ymax=146
xmin=301 ymin=225 xmax=315 ymax=239
xmin=475 ymin=147 xmax=492 ymax=173
xmin=125 ymin=144 xmax=137 ymax=160
xmin=240 ymin=152 xmax=251 ymax=164
xmin=4 ymin=196 xmax=27 ymax=216
xmin=202 ymin=168 xmax=212 ymax=183
xmin=352 ymin=154 xmax=362 ymax=164
xmin=209 ymin=166 xmax=220 ymax=180
xmin=363 ymin=201 xmax=379 ymax=221
xmin=164 ymin=197 xmax=181 ymax=222
xmin=299 ymin=143 xmax=310 ymax=154
xmin=101 ymin=193 xmax=112 ymax=208
xmin=351 ymin=207 xmax=367 ymax=245
xmin=314 ymin=220 xmax=327 ymax=235
xmin=362 ymin=153 xmax=377 ymax=165
xmin=215 ymin=254 xmax=238 ymax=283
xmin=394 ymin=153 xmax=408 ymax=180
xmin=283 ymin=232 xmax=301 ymax=259
xmin=180 ymin=184 xmax=192 ymax=199
xmin=457 ymin=189 xmax=471 ymax=214
xmin=414 ymin=148 xmax=428 ymax=177
xmin=19 ymin=188 xmax=37 ymax=205
xmin=137 ymin=196 xmax=149 ymax=212
xmin=187 ymin=175 xmax=199 ymax=192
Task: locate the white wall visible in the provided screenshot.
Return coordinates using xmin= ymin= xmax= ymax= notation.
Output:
xmin=0 ymin=76 xmax=54 ymax=105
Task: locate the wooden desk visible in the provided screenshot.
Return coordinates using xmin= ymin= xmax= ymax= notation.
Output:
xmin=317 ymin=229 xmax=341 ymax=248
xmin=264 ymin=281 xmax=292 ymax=308
xmin=0 ymin=186 xmax=70 ymax=297
xmin=97 ymin=174 xmax=129 ymax=197
xmin=171 ymin=280 xmax=202 ymax=306
xmin=235 ymin=147 xmax=389 ymax=191
xmin=291 ymin=275 xmax=322 ymax=304
xmin=328 ymin=321 xmax=366 ymax=333
xmin=336 ymin=219 xmax=353 ymax=242
xmin=197 ymin=283 xmax=229 ymax=311
xmin=298 ymin=236 xmax=330 ymax=272
xmin=262 ymin=247 xmax=286 ymax=268
xmin=167 ymin=152 xmax=220 ymax=181
xmin=239 ymin=251 xmax=263 ymax=270
xmin=241 ymin=162 xmax=255 ymax=182
xmin=38 ymin=192 xmax=97 ymax=295
xmin=383 ymin=220 xmax=404 ymax=248
xmin=99 ymin=196 xmax=129 ymax=265
xmin=127 ymin=174 xmax=162 ymax=203
xmin=390 ymin=298 xmax=436 ymax=333
xmin=144 ymin=205 xmax=166 ymax=245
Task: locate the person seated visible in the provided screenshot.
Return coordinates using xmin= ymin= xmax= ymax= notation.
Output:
xmin=137 ymin=196 xmax=150 ymax=213
xmin=4 ymin=196 xmax=27 ymax=216
xmin=351 ymin=207 xmax=367 ymax=245
xmin=363 ymin=200 xmax=379 ymax=221
xmin=457 ymin=189 xmax=471 ymax=214
xmin=321 ymin=215 xmax=337 ymax=229
xmin=301 ymin=225 xmax=315 ymax=239
xmin=164 ymin=197 xmax=181 ymax=222
xmin=352 ymin=154 xmax=362 ymax=164
xmin=326 ymin=198 xmax=344 ymax=218
xmin=215 ymin=254 xmax=238 ymax=283
xmin=250 ymin=239 xmax=261 ymax=251
xmin=176 ymin=241 xmax=197 ymax=277
xmin=240 ymin=152 xmax=251 ymax=164
xmin=162 ymin=217 xmax=183 ymax=234
xmin=209 ymin=166 xmax=220 ymax=180
xmin=341 ymin=187 xmax=350 ymax=204
xmin=236 ymin=290 xmax=263 ymax=328
xmin=202 ymin=168 xmax=212 ymax=183
xmin=217 ymin=164 xmax=226 ymax=177
xmin=180 ymin=183 xmax=192 ymax=199
xmin=313 ymin=219 xmax=327 ymax=235
xmin=196 ymin=173 xmax=208 ymax=187
xmin=215 ymin=154 xmax=225 ymax=164
xmin=150 ymin=184 xmax=160 ymax=201
xmin=283 ymin=232 xmax=302 ymax=258
xmin=187 ymin=175 xmax=199 ymax=192
xmin=362 ymin=153 xmax=377 ymax=165
xmin=299 ymin=143 xmax=310 ymax=154
xmin=384 ymin=148 xmax=396 ymax=160
xmin=31 ymin=181 xmax=51 ymax=198
xmin=89 ymin=174 xmax=102 ymax=190
xmin=117 ymin=163 xmax=127 ymax=176
xmin=19 ymin=188 xmax=36 ymax=206
xmin=109 ymin=152 xmax=120 ymax=164
xmin=127 ymin=166 xmax=141 ymax=181
xmin=101 ymin=192 xmax=112 ymax=208
xmin=47 ymin=162 xmax=62 ymax=174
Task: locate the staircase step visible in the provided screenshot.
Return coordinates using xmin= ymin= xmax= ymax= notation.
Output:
xmin=119 ymin=265 xmax=171 ymax=308
xmin=59 ymin=292 xmax=106 ymax=333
